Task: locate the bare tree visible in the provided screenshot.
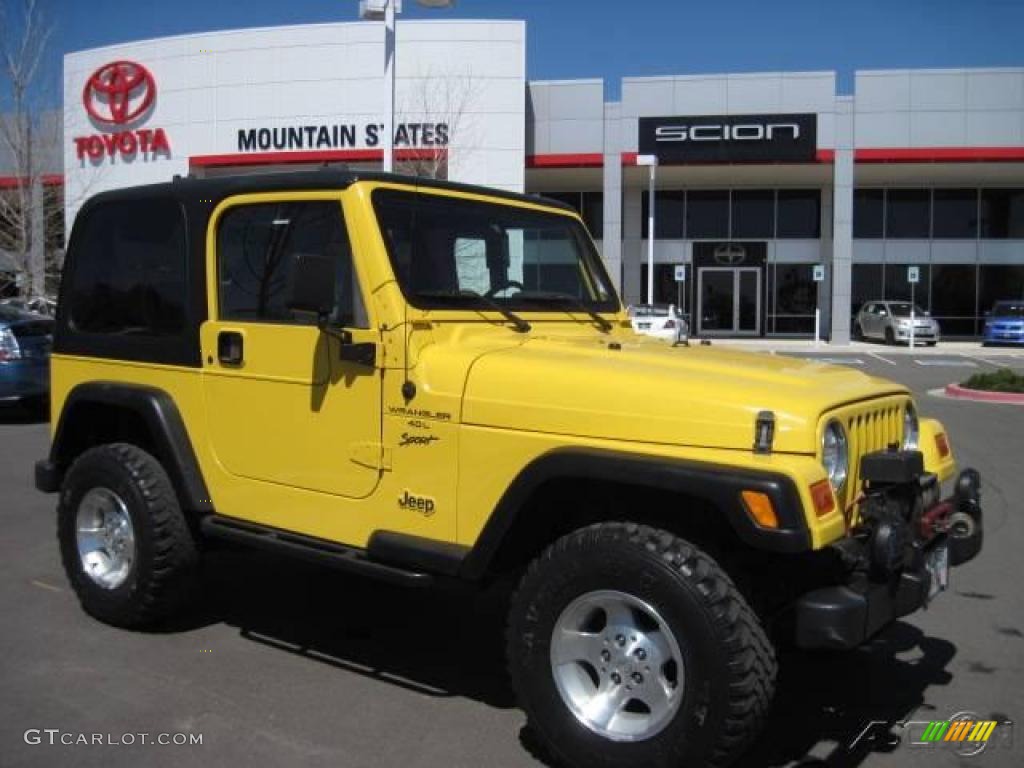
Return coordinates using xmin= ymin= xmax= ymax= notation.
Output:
xmin=396 ymin=65 xmax=481 ymax=180
xmin=0 ymin=0 xmax=58 ymax=302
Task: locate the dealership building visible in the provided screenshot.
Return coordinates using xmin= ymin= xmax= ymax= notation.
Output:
xmin=59 ymin=19 xmax=1024 ymax=342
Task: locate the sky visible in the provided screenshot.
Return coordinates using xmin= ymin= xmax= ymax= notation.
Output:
xmin=22 ymin=0 xmax=1024 ymax=102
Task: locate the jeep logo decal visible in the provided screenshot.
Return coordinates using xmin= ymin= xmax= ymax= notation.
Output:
xmin=399 ymin=491 xmax=436 ymax=516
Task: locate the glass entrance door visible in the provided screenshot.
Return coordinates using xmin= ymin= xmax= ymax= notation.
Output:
xmin=697 ymin=267 xmax=761 ymax=335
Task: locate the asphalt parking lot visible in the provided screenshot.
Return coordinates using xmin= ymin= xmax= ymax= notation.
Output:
xmin=1 ymin=347 xmax=1022 ymax=768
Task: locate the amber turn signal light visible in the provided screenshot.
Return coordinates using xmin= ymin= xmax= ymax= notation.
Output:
xmin=935 ymin=432 xmax=950 ymax=459
xmin=741 ymin=490 xmax=779 ymax=529
xmin=809 ymin=479 xmax=836 ymax=517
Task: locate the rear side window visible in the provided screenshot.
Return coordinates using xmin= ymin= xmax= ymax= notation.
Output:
xmin=216 ymin=201 xmax=364 ymax=327
xmin=67 ymin=199 xmax=187 ymax=336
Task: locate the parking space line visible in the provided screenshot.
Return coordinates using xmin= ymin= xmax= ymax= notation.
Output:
xmin=30 ymin=580 xmax=62 ymax=593
xmin=868 ymin=352 xmax=897 ymax=366
xmin=917 ymin=360 xmax=978 ymax=368
xmin=816 ymin=357 xmax=866 ymax=366
xmin=965 ymin=355 xmax=1004 ymax=368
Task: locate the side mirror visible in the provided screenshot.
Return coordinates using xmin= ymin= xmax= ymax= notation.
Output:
xmin=286 ymin=252 xmax=336 ymax=319
xmin=879 ymin=310 xmax=888 ymax=317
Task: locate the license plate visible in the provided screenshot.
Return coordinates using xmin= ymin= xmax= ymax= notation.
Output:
xmin=638 ymin=323 xmax=651 ymax=330
xmin=926 ymin=543 xmax=949 ymax=602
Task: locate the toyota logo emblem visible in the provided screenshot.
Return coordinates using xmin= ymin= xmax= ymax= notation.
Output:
xmin=82 ymin=60 xmax=156 ymax=126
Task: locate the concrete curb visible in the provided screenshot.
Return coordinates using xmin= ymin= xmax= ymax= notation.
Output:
xmin=944 ymin=383 xmax=1024 ymax=404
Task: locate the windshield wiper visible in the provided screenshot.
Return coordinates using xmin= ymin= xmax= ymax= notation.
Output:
xmin=416 ymin=289 xmax=531 ymax=333
xmin=515 ymin=291 xmax=613 ymax=332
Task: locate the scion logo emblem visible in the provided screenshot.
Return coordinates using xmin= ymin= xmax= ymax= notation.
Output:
xmin=82 ymin=60 xmax=156 ymax=126
xmin=714 ymin=244 xmax=746 ymax=266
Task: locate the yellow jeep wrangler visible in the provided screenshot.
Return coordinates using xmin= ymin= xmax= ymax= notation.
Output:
xmin=36 ymin=171 xmax=983 ymax=768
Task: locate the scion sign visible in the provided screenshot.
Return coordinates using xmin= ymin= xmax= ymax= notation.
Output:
xmin=639 ymin=113 xmax=817 ymax=163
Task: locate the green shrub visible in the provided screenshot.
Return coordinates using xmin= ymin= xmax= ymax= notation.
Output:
xmin=961 ymin=368 xmax=1024 ymax=393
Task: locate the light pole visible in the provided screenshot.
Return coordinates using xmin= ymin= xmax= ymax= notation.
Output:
xmin=359 ymin=0 xmax=455 ymax=173
xmin=636 ymin=154 xmax=658 ymax=304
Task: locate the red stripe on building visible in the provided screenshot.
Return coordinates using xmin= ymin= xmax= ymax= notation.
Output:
xmin=525 ymin=153 xmax=604 ymax=169
xmin=0 ymin=174 xmax=64 ymax=188
xmin=189 ymin=148 xmax=446 ymax=168
xmin=856 ymin=147 xmax=1024 ymax=163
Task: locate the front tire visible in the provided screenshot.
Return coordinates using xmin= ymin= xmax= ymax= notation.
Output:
xmin=57 ymin=443 xmax=199 ymax=628
xmin=507 ymin=523 xmax=776 ymax=768
xmin=884 ymin=327 xmax=896 ymax=345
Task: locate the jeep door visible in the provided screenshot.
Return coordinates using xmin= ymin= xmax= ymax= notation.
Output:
xmin=200 ymin=193 xmax=382 ymax=499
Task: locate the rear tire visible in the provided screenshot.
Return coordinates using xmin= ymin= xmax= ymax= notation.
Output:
xmin=57 ymin=443 xmax=199 ymax=628
xmin=507 ymin=522 xmax=776 ymax=768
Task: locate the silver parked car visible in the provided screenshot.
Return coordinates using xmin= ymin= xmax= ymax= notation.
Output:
xmin=854 ymin=300 xmax=940 ymax=346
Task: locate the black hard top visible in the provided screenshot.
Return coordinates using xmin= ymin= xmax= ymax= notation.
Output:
xmin=82 ymin=169 xmax=575 ymax=214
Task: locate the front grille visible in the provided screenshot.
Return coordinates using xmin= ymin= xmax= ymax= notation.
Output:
xmin=828 ymin=400 xmax=906 ymax=520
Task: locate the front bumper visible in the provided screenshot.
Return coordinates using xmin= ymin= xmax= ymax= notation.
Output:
xmin=893 ymin=326 xmax=939 ymax=343
xmin=983 ymin=328 xmax=1024 ymax=344
xmin=794 ymin=465 xmax=983 ymax=650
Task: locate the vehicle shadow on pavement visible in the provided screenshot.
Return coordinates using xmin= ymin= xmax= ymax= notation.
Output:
xmin=177 ymin=548 xmax=958 ymax=766
xmin=733 ymin=622 xmax=957 ymax=767
xmin=190 ymin=546 xmax=518 ymax=708
xmin=0 ymin=403 xmax=49 ymax=425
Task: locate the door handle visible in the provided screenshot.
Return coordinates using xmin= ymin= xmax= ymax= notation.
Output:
xmin=217 ymin=331 xmax=244 ymax=366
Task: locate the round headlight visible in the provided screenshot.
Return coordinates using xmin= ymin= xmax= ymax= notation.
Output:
xmin=822 ymin=420 xmax=849 ymax=491
xmin=902 ymin=402 xmax=920 ymax=450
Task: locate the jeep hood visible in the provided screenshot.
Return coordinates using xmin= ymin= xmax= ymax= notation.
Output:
xmin=459 ymin=335 xmax=906 ymax=454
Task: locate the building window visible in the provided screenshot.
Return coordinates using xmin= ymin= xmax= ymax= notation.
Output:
xmin=979 ymin=265 xmax=1024 ymax=313
xmin=640 ymin=264 xmax=686 ymax=309
xmin=769 ymin=263 xmax=816 ymax=334
xmin=884 ymin=263 xmax=930 ymax=306
xmin=641 ymin=191 xmax=685 ymax=238
xmin=932 ymin=189 xmax=978 ymax=239
xmin=853 ymin=189 xmax=884 ymax=238
xmin=776 ymin=190 xmax=820 ymax=238
xmin=851 ymin=264 xmax=884 ymax=316
xmin=686 ymin=190 xmax=729 ymax=239
xmin=731 ymin=190 xmax=775 ymax=238
xmin=885 ymin=189 xmax=930 ymax=238
xmin=581 ymin=192 xmax=604 ymax=239
xmin=931 ymin=264 xmax=978 ymax=336
xmin=980 ymin=189 xmax=1024 ymax=238
xmin=541 ymin=192 xmax=603 ymax=239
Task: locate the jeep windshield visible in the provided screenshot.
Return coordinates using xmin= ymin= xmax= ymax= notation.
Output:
xmin=372 ymin=188 xmax=619 ymax=313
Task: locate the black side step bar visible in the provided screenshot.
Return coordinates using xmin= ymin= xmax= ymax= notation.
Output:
xmin=200 ymin=515 xmax=433 ymax=588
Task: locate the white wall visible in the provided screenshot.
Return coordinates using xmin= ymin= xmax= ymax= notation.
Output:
xmin=854 ymin=68 xmax=1024 ymax=148
xmin=63 ymin=19 xmax=525 ymax=231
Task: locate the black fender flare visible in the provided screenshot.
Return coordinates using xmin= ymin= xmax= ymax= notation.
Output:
xmin=36 ymin=381 xmax=213 ymax=514
xmin=459 ymin=448 xmax=811 ymax=579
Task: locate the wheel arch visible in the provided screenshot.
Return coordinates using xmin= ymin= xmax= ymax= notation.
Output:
xmin=458 ymin=448 xmax=810 ymax=581
xmin=41 ymin=381 xmax=213 ymax=515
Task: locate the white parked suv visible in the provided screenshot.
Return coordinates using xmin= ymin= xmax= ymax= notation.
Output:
xmin=627 ymin=303 xmax=688 ymax=345
xmin=854 ymin=301 xmax=940 ymax=346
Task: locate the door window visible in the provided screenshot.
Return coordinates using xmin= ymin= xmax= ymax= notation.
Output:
xmin=217 ymin=201 xmax=366 ymax=327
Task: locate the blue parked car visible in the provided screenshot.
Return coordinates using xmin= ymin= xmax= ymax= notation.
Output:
xmin=0 ymin=305 xmax=53 ymax=412
xmin=983 ymin=301 xmax=1024 ymax=346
